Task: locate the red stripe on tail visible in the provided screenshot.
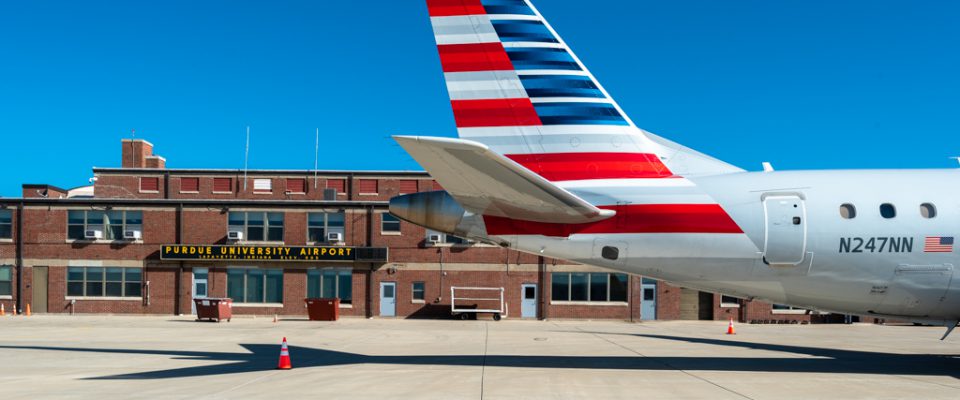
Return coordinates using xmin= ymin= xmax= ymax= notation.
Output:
xmin=484 ymin=204 xmax=743 ymax=237
xmin=451 ymin=98 xmax=543 ymax=127
xmin=427 ymin=0 xmax=486 ymax=17
xmin=437 ymin=43 xmax=513 ymax=73
xmin=506 ymin=152 xmax=674 ymax=181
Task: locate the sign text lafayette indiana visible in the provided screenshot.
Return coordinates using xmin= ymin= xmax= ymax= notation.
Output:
xmin=161 ymin=245 xmax=355 ymax=262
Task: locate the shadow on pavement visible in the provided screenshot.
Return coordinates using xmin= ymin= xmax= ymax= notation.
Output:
xmin=1 ymin=332 xmax=957 ymax=379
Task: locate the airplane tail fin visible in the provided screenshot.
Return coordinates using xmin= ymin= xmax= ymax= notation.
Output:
xmin=426 ymin=0 xmax=742 ymax=179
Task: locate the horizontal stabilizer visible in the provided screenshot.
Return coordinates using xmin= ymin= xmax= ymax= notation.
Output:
xmin=394 ymin=136 xmax=614 ymax=224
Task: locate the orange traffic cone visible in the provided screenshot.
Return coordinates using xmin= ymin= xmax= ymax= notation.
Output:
xmin=25 ymin=303 xmax=31 ymax=317
xmin=1 ymin=304 xmax=5 ymax=316
xmin=277 ymin=337 xmax=292 ymax=370
xmin=726 ymin=318 xmax=736 ymax=335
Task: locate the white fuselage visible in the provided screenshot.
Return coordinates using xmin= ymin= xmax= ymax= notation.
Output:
xmin=497 ymin=169 xmax=960 ymax=323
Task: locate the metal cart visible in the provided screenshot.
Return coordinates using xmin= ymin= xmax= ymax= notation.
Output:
xmin=451 ymin=286 xmax=505 ymax=321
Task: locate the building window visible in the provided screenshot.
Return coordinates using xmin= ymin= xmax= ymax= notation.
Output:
xmin=720 ymin=295 xmax=741 ymax=307
xmin=0 ymin=265 xmax=11 ymax=296
xmin=920 ymin=203 xmax=937 ymax=219
xmin=286 ymin=178 xmax=306 ymax=194
xmin=880 ymin=203 xmax=896 ymax=219
xmin=381 ymin=214 xmax=401 ymax=233
xmin=66 ymin=267 xmax=142 ymax=298
xmin=412 ymin=281 xmax=425 ymax=302
xmin=227 ymin=268 xmax=283 ymax=303
xmin=139 ymin=177 xmax=159 ymax=192
xmin=551 ymin=272 xmax=628 ymax=302
xmin=772 ymin=304 xmax=807 ymax=314
xmin=253 ymin=178 xmax=272 ymax=193
xmin=839 ymin=203 xmax=856 ymax=219
xmin=359 ymin=179 xmax=378 ymax=194
xmin=308 ymin=212 xmax=345 ymax=243
xmin=0 ymin=210 xmax=11 ymax=239
xmin=67 ymin=210 xmax=143 ymax=240
xmin=426 ymin=229 xmax=468 ymax=245
xmin=180 ymin=177 xmax=200 ymax=193
xmin=326 ymin=179 xmax=345 ymax=194
xmin=228 ymin=212 xmax=284 ymax=242
xmin=306 ymin=268 xmax=352 ymax=304
xmin=213 ymin=177 xmax=233 ymax=193
xmin=398 ymin=180 xmax=418 ymax=194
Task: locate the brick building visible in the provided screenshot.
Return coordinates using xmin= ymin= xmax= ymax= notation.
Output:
xmin=0 ymin=139 xmax=837 ymax=323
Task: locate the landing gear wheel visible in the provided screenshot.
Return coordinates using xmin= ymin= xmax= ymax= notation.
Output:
xmin=493 ymin=313 xmax=501 ymax=321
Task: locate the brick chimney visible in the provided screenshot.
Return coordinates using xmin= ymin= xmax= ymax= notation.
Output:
xmin=122 ymin=139 xmax=165 ymax=169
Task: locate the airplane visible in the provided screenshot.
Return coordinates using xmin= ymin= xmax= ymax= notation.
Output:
xmin=389 ymin=0 xmax=960 ymax=339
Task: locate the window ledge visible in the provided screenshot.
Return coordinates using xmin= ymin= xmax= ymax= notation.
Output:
xmin=339 ymin=303 xmax=353 ymax=309
xmin=550 ymin=301 xmax=628 ymax=307
xmin=66 ymin=296 xmax=143 ymax=301
xmin=139 ymin=190 xmax=159 ymax=194
xmin=65 ymin=239 xmax=144 ymax=244
xmin=231 ymin=302 xmax=284 ymax=308
xmin=411 ymin=300 xmax=425 ymax=304
xmin=232 ymin=241 xmax=286 ymax=245
xmin=0 ymin=295 xmax=12 ymax=300
xmin=381 ymin=231 xmax=402 ymax=236
xmin=0 ymin=239 xmax=12 ymax=243
xmin=252 ymin=191 xmax=273 ymax=195
xmin=771 ymin=309 xmax=808 ymax=315
xmin=212 ymin=191 xmax=233 ymax=194
xmin=358 ymin=193 xmax=379 ymax=196
xmin=720 ymin=303 xmax=741 ymax=308
xmin=179 ymin=191 xmax=200 ymax=194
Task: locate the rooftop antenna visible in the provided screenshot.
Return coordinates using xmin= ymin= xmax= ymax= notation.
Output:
xmin=131 ymin=128 xmax=136 ymax=138
xmin=243 ymin=126 xmax=250 ymax=191
xmin=314 ymin=128 xmax=320 ymax=188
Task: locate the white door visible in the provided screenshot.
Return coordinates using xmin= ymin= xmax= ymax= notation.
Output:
xmin=521 ymin=284 xmax=537 ymax=318
xmin=191 ymin=268 xmax=209 ymax=314
xmin=641 ymin=278 xmax=657 ymax=320
xmin=380 ymin=282 xmax=396 ymax=317
xmin=763 ymin=195 xmax=807 ymax=265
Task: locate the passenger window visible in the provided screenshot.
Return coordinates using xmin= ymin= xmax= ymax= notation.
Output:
xmin=920 ymin=203 xmax=937 ymax=219
xmin=839 ymin=204 xmax=856 ymax=219
xmin=879 ymin=203 xmax=896 ymax=219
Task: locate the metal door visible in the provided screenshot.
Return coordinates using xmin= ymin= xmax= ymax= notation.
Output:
xmin=763 ymin=195 xmax=807 ymax=265
xmin=380 ymin=282 xmax=396 ymax=317
xmin=191 ymin=268 xmax=208 ymax=315
xmin=32 ymin=267 xmax=48 ymax=313
xmin=521 ymin=284 xmax=537 ymax=318
xmin=640 ymin=278 xmax=656 ymax=320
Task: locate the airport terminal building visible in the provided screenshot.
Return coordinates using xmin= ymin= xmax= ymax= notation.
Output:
xmin=0 ymin=139 xmax=835 ymax=323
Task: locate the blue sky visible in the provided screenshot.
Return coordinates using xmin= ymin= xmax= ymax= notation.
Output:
xmin=0 ymin=1 xmax=957 ymax=196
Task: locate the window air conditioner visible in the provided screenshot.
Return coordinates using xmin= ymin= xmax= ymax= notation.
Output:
xmin=84 ymin=229 xmax=103 ymax=240
xmin=123 ymin=230 xmax=142 ymax=240
xmin=227 ymin=230 xmax=244 ymax=241
xmin=327 ymin=232 xmax=343 ymax=243
xmin=426 ymin=233 xmax=442 ymax=244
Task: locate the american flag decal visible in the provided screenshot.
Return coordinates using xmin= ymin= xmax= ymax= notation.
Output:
xmin=924 ymin=236 xmax=954 ymax=253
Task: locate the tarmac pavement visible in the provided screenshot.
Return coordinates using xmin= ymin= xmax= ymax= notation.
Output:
xmin=0 ymin=315 xmax=958 ymax=399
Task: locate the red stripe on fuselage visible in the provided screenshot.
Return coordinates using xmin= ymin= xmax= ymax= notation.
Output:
xmin=451 ymin=98 xmax=542 ymax=127
xmin=437 ymin=43 xmax=513 ymax=72
xmin=483 ymin=204 xmax=743 ymax=237
xmin=426 ymin=0 xmax=486 ymax=17
xmin=505 ymin=152 xmax=674 ymax=181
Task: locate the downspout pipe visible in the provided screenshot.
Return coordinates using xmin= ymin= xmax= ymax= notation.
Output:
xmin=15 ymin=201 xmax=23 ymax=314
